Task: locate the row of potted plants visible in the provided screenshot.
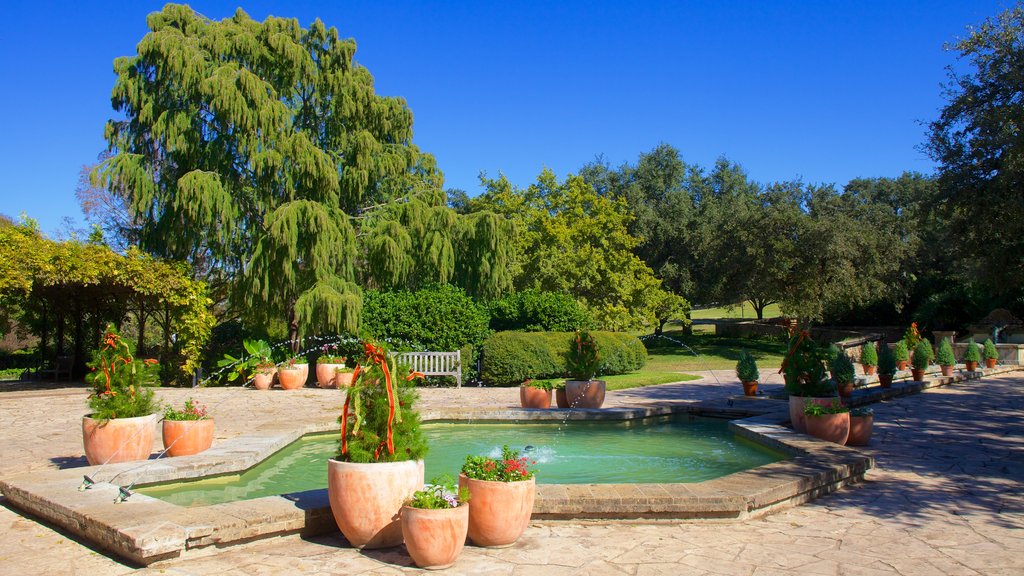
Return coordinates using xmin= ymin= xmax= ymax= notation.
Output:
xmin=520 ymin=330 xmax=607 ymax=409
xmin=218 ymin=340 xmax=355 ymax=390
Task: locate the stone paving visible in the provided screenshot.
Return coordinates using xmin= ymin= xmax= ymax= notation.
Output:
xmin=1 ymin=370 xmax=1022 ymax=575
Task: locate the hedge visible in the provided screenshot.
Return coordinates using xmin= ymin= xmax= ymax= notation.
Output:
xmin=481 ymin=330 xmax=646 ymax=386
xmin=488 ymin=289 xmax=592 ymax=332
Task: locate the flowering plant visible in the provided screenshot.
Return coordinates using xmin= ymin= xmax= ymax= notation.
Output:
xmin=461 ymin=445 xmax=536 ymax=482
xmin=319 ymin=344 xmax=347 ymax=364
xmin=164 ymin=398 xmax=209 ymax=421
xmin=280 ymin=355 xmax=305 ymax=370
xmin=85 ymin=324 xmax=159 ymax=420
xmin=406 ymin=474 xmax=469 ymax=509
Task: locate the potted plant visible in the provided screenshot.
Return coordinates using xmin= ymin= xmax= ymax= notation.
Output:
xmin=278 ymin=355 xmax=308 ymax=390
xmin=459 ymin=445 xmax=536 ymax=547
xmin=82 ymin=325 xmax=160 ymax=465
xmin=859 ymin=342 xmax=878 ymax=375
xmin=963 ymin=338 xmax=981 ymax=372
xmin=334 ymin=364 xmax=355 ymax=387
xmin=827 ymin=344 xmax=842 ymax=380
xmin=735 ymin=351 xmax=759 ymax=396
xmin=328 ymin=341 xmax=428 ymax=549
xmin=162 ymin=398 xmax=214 ymax=457
xmin=877 ymin=342 xmax=897 ymax=388
xmin=936 ymin=338 xmax=956 ymax=377
xmin=553 ymin=380 xmax=569 ymax=409
xmin=893 ymin=340 xmax=910 ymax=371
xmin=520 ymin=378 xmax=554 ymax=409
xmin=564 ymin=331 xmax=605 ymax=408
xmin=803 ymin=399 xmax=850 ymax=445
xmin=401 ymin=475 xmax=470 ymax=569
xmin=780 ymin=331 xmax=834 ymax=433
xmin=983 ymin=338 xmax=998 ymax=368
xmin=848 ymin=407 xmax=873 ymax=446
xmin=218 ymin=339 xmax=277 ymax=390
xmin=911 ymin=340 xmax=932 ymax=382
xmin=830 ymin=350 xmax=856 ymax=398
xmin=316 ymin=344 xmax=348 ymax=388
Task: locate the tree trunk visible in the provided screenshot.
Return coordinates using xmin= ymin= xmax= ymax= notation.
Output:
xmin=136 ymin=303 xmax=147 ymax=357
xmin=655 ymin=318 xmax=666 ymax=335
xmin=72 ymin=303 xmax=84 ymax=378
xmin=287 ymin=300 xmax=300 ymax=355
xmin=683 ymin=309 xmax=693 ymax=335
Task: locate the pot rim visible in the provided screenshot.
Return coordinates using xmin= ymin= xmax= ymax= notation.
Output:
xmin=83 ymin=413 xmax=159 ymax=423
xmin=162 ymin=417 xmax=215 ymax=425
xmin=328 ymin=458 xmax=423 ymax=470
xmin=400 ymin=503 xmax=469 ymax=514
xmin=458 ymin=472 xmax=536 ymax=486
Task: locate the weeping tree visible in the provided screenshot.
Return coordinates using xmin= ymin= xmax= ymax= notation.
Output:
xmin=95 ymin=5 xmax=510 ymax=351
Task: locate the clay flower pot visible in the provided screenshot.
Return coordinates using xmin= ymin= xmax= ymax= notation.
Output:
xmin=401 ymin=504 xmax=469 ymax=569
xmin=82 ymin=413 xmax=158 ymax=466
xmin=278 ymin=364 xmax=308 ymax=389
xmin=805 ymin=412 xmax=850 ymax=445
xmin=862 ymin=365 xmax=876 ymax=375
xmin=789 ymin=396 xmax=835 ymax=433
xmin=897 ymin=361 xmax=909 ymax=371
xmin=878 ymin=374 xmax=894 ymax=388
xmin=555 ymin=389 xmax=569 ymax=408
xmin=564 ymin=380 xmax=606 ymax=409
xmin=848 ymin=414 xmax=873 ymax=446
xmin=520 ymin=386 xmax=551 ymax=409
xmin=910 ymin=368 xmax=926 ymax=382
xmin=836 ymin=381 xmax=854 ymax=398
xmin=742 ymin=381 xmax=758 ymax=396
xmin=316 ymin=363 xmax=344 ymax=388
xmin=458 ymin=473 xmax=535 ymax=547
xmin=965 ymin=361 xmax=978 ymax=372
xmin=940 ymin=365 xmax=954 ymax=377
xmin=253 ymin=367 xmax=276 ymax=390
xmin=985 ymin=358 xmax=997 ymax=369
xmin=162 ymin=418 xmax=215 ymax=457
xmin=328 ymin=459 xmax=424 ymax=549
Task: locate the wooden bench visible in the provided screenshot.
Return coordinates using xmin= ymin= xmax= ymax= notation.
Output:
xmin=394 ymin=351 xmax=462 ymax=387
xmin=35 ymin=355 xmax=73 ymax=381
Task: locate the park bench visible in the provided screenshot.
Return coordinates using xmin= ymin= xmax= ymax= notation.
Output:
xmin=394 ymin=351 xmax=462 ymax=387
xmin=35 ymin=355 xmax=73 ymax=381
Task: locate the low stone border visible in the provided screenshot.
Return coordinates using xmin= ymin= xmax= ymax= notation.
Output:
xmin=2 ymin=366 xmax=1013 ymax=565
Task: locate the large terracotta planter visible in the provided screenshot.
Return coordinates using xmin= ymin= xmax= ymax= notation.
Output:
xmin=805 ymin=412 xmax=850 ymax=445
xmin=328 ymin=459 xmax=424 ymax=549
xmin=555 ymin=389 xmax=569 ymax=408
xmin=965 ymin=361 xmax=978 ymax=372
xmin=162 ymin=418 xmax=215 ymax=457
xmin=789 ymin=396 xmax=835 ymax=433
xmin=878 ymin=374 xmax=894 ymax=388
xmin=401 ymin=504 xmax=469 ymax=569
xmin=252 ymin=367 xmax=276 ymax=390
xmin=520 ymin=386 xmax=551 ymax=409
xmin=278 ymin=364 xmax=308 ymax=389
xmin=458 ymin=474 xmax=535 ymax=547
xmin=940 ymin=365 xmax=954 ymax=377
xmin=910 ymin=368 xmax=926 ymax=382
xmin=316 ymin=363 xmax=345 ymax=388
xmin=985 ymin=358 xmax=997 ymax=369
xmin=848 ymin=414 xmax=873 ymax=446
xmin=564 ymin=380 xmax=606 ymax=409
xmin=742 ymin=381 xmax=758 ymax=396
xmin=862 ymin=365 xmax=876 ymax=375
xmin=82 ymin=413 xmax=158 ymax=466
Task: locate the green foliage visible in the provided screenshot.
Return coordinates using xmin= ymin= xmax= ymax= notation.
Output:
xmin=781 ymin=331 xmax=832 ymax=397
xmin=912 ymin=341 xmax=933 ymax=370
xmin=480 ymin=331 xmax=646 ymax=386
xmin=488 ymin=289 xmax=592 ymax=332
xmin=983 ymin=338 xmax=999 ymax=360
xmin=361 ymin=284 xmax=491 ymax=352
xmin=829 ymin=351 xmax=856 ymax=385
xmin=85 ymin=325 xmax=159 ymax=420
xmin=902 ymin=323 xmax=924 ymax=350
xmin=893 ymin=340 xmax=910 ymax=362
xmin=217 ymin=339 xmax=276 ymax=384
xmin=524 ymin=379 xmax=556 ymax=391
xmin=406 ymin=475 xmax=468 ymax=509
xmin=859 ymin=342 xmax=878 ymax=366
xmin=735 ymin=351 xmax=759 ymax=382
xmin=936 ymin=338 xmax=956 ymax=366
xmin=163 ymin=398 xmax=209 ymax=421
xmin=568 ymin=330 xmax=601 ymax=381
xmin=963 ymin=339 xmax=982 ymax=362
xmin=877 ymin=343 xmax=897 ymax=376
xmin=804 ymin=398 xmax=849 ymax=416
xmin=461 ymin=445 xmax=536 ymax=482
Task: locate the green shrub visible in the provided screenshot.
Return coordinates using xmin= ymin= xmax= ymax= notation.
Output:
xmin=361 ymin=284 xmax=491 ymax=353
xmin=877 ymin=343 xmax=897 ymax=375
xmin=568 ymin=331 xmax=600 ymax=380
xmin=936 ymin=339 xmax=956 ymax=366
xmin=983 ymin=338 xmax=998 ymax=360
xmin=830 ymin=351 xmax=856 ymax=384
xmin=481 ymin=330 xmax=646 ymax=386
xmin=488 ymin=289 xmax=592 ymax=332
xmin=736 ymin=351 xmax=759 ymax=382
xmin=859 ymin=342 xmax=878 ymax=367
xmin=912 ymin=341 xmax=932 ymax=370
xmin=893 ymin=340 xmax=909 ymax=363
xmin=85 ymin=325 xmax=159 ymax=420
xmin=963 ymin=339 xmax=981 ymax=362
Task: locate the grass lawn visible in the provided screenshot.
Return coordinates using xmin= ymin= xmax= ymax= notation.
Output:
xmin=690 ymin=301 xmax=781 ymax=320
xmin=642 ymin=330 xmax=787 ymax=371
xmin=603 ymin=371 xmax=701 ymax=391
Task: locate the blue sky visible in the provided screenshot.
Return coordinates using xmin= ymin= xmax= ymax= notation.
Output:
xmin=0 ymin=0 xmax=1007 ymax=234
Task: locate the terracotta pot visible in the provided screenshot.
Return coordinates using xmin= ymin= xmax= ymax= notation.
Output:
xmin=401 ymin=504 xmax=469 ymax=569
xmin=335 ymin=372 xmax=355 ymax=387
xmin=836 ymin=381 xmax=854 ymax=398
xmin=878 ymin=374 xmax=894 ymax=388
xmin=862 ymin=365 xmax=876 ymax=375
xmin=458 ymin=473 xmax=535 ymax=547
xmin=805 ymin=412 xmax=850 ymax=445
xmin=520 ymin=386 xmax=551 ymax=409
xmin=965 ymin=361 xmax=978 ymax=372
xmin=940 ymin=365 xmax=954 ymax=377
xmin=564 ymin=380 xmax=606 ymax=409
xmin=82 ymin=413 xmax=157 ymax=466
xmin=555 ymin=389 xmax=569 ymax=408
xmin=789 ymin=396 xmax=835 ymax=433
xmin=253 ymin=367 xmax=276 ymax=390
xmin=911 ymin=368 xmax=926 ymax=382
xmin=985 ymin=358 xmax=997 ymax=369
xmin=278 ymin=364 xmax=308 ymax=389
xmin=848 ymin=414 xmax=873 ymax=446
xmin=897 ymin=361 xmax=909 ymax=371
xmin=742 ymin=381 xmax=758 ymax=396
xmin=162 ymin=418 xmax=214 ymax=457
xmin=327 ymin=459 xmax=424 ymax=549
xmin=316 ymin=363 xmax=344 ymax=388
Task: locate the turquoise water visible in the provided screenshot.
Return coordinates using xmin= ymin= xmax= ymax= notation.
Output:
xmin=138 ymin=416 xmax=784 ymax=507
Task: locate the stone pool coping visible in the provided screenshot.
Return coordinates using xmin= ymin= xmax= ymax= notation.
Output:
xmin=1 ymin=366 xmax=1015 ymax=565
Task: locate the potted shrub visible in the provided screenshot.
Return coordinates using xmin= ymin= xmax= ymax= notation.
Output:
xmin=564 ymin=331 xmax=605 ymax=409
xmin=803 ymin=399 xmax=850 ymax=445
xmin=827 ymin=344 xmax=842 ymax=380
xmin=553 ymin=380 xmax=569 ymax=409
xmin=983 ymin=338 xmax=998 ymax=368
xmin=328 ymin=341 xmax=428 ymax=549
xmin=401 ymin=475 xmax=470 ymax=570
xmin=162 ymin=398 xmax=214 ymax=457
xmin=781 ymin=331 xmax=835 ymax=433
xmin=82 ymin=325 xmax=160 ymax=465
xmin=859 ymin=342 xmax=878 ymax=375
xmin=893 ymin=340 xmax=910 ymax=371
xmin=520 ymin=378 xmax=554 ymax=409
xmin=316 ymin=344 xmax=348 ymax=388
xmin=963 ymin=338 xmax=981 ymax=372
xmin=830 ymin=350 xmax=856 ymax=398
xmin=877 ymin=343 xmax=897 ymax=388
xmin=911 ymin=341 xmax=932 ymax=382
xmin=459 ymin=445 xmax=536 ymax=547
xmin=218 ymin=339 xmax=277 ymax=390
xmin=278 ymin=356 xmax=308 ymax=390
xmin=936 ymin=338 xmax=956 ymax=377
xmin=735 ymin=351 xmax=759 ymax=396
xmin=848 ymin=407 xmax=873 ymax=446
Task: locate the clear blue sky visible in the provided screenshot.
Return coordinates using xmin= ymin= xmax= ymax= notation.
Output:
xmin=0 ymin=0 xmax=1007 ymax=234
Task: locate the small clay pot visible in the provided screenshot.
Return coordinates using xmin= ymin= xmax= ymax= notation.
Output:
xmin=253 ymin=367 xmax=276 ymax=390
xmin=897 ymin=361 xmax=909 ymax=371
xmin=278 ymin=364 xmax=308 ymax=389
xmin=82 ymin=414 xmax=157 ymax=466
xmin=940 ymin=365 xmax=954 ymax=377
xmin=805 ymin=412 xmax=850 ymax=445
xmin=789 ymin=396 xmax=835 ymax=433
xmin=836 ymin=381 xmax=854 ymax=398
xmin=401 ymin=504 xmax=469 ymax=569
xmin=862 ymin=365 xmax=876 ymax=375
xmin=459 ymin=473 xmax=535 ymax=547
xmin=335 ymin=371 xmax=355 ymax=387
xmin=520 ymin=386 xmax=551 ymax=409
xmin=911 ymin=368 xmax=926 ymax=382
xmin=162 ymin=418 xmax=215 ymax=457
xmin=328 ymin=459 xmax=424 ymax=549
xmin=742 ymin=381 xmax=758 ymax=396
xmin=848 ymin=414 xmax=873 ymax=446
xmin=316 ymin=363 xmax=344 ymax=388
xmin=985 ymin=358 xmax=997 ymax=369
xmin=878 ymin=374 xmax=894 ymax=388
xmin=965 ymin=361 xmax=978 ymax=372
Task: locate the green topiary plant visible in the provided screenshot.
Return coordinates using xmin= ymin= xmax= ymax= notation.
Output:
xmin=936 ymin=339 xmax=956 ymax=367
xmin=830 ymin=350 xmax=856 ymax=385
xmin=567 ymin=330 xmax=601 ymax=381
xmin=963 ymin=339 xmax=981 ymax=363
xmin=893 ymin=340 xmax=910 ymax=363
xmin=983 ymin=338 xmax=998 ymax=360
xmin=877 ymin=343 xmax=897 ymax=376
xmin=912 ymin=341 xmax=933 ymax=370
xmin=859 ymin=342 xmax=878 ymax=367
xmin=85 ymin=324 xmax=160 ymax=420
xmin=736 ymin=351 xmax=760 ymax=383
xmin=781 ymin=331 xmax=833 ymax=397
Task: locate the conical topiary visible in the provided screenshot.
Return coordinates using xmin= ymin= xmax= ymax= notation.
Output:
xmin=936 ymin=339 xmax=956 ymax=367
xmin=859 ymin=341 xmax=878 ymax=367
